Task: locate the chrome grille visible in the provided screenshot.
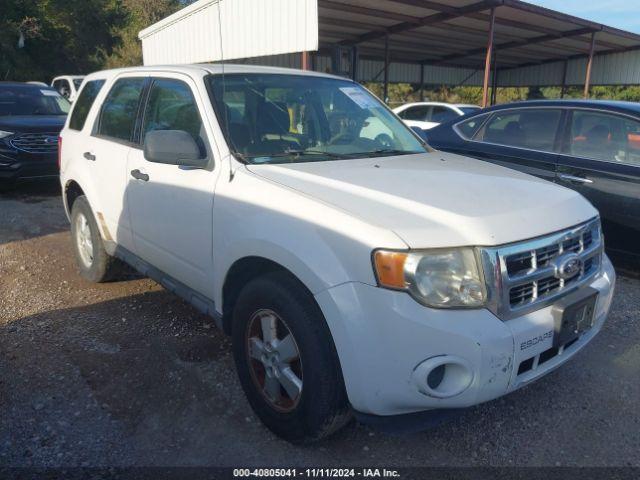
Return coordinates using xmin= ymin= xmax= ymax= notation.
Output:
xmin=10 ymin=132 xmax=59 ymax=153
xmin=481 ymin=218 xmax=603 ymax=320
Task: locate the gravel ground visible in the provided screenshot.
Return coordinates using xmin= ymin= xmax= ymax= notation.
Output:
xmin=0 ymin=180 xmax=639 ymax=468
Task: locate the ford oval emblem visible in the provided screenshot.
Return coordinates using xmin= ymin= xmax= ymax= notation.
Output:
xmin=44 ymin=136 xmax=58 ymax=144
xmin=555 ymin=253 xmax=583 ymax=280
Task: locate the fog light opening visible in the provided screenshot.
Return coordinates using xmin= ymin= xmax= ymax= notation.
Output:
xmin=427 ymin=364 xmax=446 ymax=389
xmin=413 ymin=356 xmax=474 ymax=399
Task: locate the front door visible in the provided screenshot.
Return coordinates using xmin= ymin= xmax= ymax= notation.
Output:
xmin=461 ymin=107 xmax=564 ymax=183
xmin=125 ymin=74 xmax=220 ymax=296
xmin=557 ymin=109 xmax=640 ymax=265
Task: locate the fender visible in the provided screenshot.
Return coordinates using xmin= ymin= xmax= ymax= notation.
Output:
xmin=211 ymin=167 xmax=407 ymax=309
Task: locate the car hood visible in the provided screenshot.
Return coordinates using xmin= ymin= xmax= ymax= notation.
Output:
xmin=246 ymin=152 xmax=598 ymax=248
xmin=0 ymin=115 xmax=66 ymax=133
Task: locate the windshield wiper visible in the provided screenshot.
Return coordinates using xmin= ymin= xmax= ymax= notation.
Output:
xmin=248 ymin=149 xmax=349 ymax=161
xmin=352 ymin=149 xmax=422 ymax=158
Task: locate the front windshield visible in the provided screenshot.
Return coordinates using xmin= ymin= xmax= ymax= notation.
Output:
xmin=207 ymin=74 xmax=425 ymax=164
xmin=0 ymin=86 xmax=70 ymax=116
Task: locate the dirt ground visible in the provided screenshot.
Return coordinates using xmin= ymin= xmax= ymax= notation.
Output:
xmin=1 ymin=180 xmax=639 ymax=468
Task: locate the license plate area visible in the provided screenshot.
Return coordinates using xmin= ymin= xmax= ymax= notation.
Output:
xmin=551 ymin=288 xmax=598 ymax=348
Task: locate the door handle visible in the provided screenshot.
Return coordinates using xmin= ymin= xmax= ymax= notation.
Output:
xmin=83 ymin=152 xmax=96 ymax=161
xmin=130 ymin=169 xmax=149 ymax=182
xmin=559 ymin=173 xmax=593 ymax=184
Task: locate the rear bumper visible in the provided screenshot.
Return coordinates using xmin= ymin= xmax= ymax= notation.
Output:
xmin=315 ymin=255 xmax=616 ymax=416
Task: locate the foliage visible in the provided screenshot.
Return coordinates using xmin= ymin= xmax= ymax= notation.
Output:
xmin=104 ymin=0 xmax=185 ymax=68
xmin=0 ymin=0 xmax=127 ymax=81
xmin=0 ymin=0 xmax=187 ymax=81
xmin=363 ymin=82 xmax=415 ymax=106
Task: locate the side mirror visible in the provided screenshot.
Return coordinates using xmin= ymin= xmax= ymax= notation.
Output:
xmin=143 ymin=130 xmax=206 ymax=167
xmin=411 ymin=126 xmax=429 ymax=144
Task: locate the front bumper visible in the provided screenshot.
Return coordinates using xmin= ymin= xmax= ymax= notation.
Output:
xmin=315 ymin=254 xmax=616 ymax=416
xmin=0 ymin=144 xmax=58 ymax=182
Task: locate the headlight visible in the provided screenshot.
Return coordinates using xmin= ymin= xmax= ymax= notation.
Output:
xmin=373 ymin=248 xmax=486 ymax=308
xmin=0 ymin=130 xmax=14 ymax=139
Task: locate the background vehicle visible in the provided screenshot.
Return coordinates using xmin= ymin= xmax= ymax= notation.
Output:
xmin=51 ymin=75 xmax=85 ymax=102
xmin=0 ymin=82 xmax=70 ymax=189
xmin=426 ymin=100 xmax=640 ymax=268
xmin=59 ymin=65 xmax=614 ymax=443
xmin=393 ymin=102 xmax=481 ymax=131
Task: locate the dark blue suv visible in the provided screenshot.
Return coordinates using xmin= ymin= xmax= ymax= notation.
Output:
xmin=426 ymin=100 xmax=640 ymax=268
xmin=0 ymin=82 xmax=70 ymax=189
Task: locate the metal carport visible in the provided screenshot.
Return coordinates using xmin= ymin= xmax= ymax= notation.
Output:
xmin=139 ymin=0 xmax=640 ymax=106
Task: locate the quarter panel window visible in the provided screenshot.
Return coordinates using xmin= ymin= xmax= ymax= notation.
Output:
xmin=456 ymin=113 xmax=490 ymax=140
xmin=480 ymin=109 xmax=562 ymax=152
xmin=97 ymin=78 xmax=145 ymax=142
xmin=142 ymin=78 xmax=205 ymax=150
xmin=568 ymin=110 xmax=640 ymax=166
xmin=69 ymin=80 xmax=105 ymax=131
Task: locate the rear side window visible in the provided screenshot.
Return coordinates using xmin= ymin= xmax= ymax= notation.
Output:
xmin=568 ymin=110 xmax=640 ymax=166
xmin=69 ymin=80 xmax=105 ymax=131
xmin=97 ymin=78 xmax=145 ymax=142
xmin=479 ymin=109 xmax=562 ymax=152
xmin=142 ymin=78 xmax=204 ymax=147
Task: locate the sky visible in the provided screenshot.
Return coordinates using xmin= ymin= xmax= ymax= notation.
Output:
xmin=526 ymin=0 xmax=640 ymax=33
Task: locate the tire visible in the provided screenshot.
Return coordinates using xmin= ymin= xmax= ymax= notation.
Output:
xmin=232 ymin=271 xmax=351 ymax=443
xmin=70 ymin=195 xmax=123 ymax=283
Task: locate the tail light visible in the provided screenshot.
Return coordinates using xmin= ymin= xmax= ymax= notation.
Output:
xmin=57 ymin=136 xmax=62 ymax=169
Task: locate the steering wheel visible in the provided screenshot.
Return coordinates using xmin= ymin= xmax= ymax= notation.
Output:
xmin=375 ymin=133 xmax=394 ymax=149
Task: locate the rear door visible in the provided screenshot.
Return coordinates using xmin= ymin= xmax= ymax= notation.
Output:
xmin=125 ymin=73 xmax=220 ymax=296
xmin=455 ymin=107 xmax=564 ymax=183
xmin=86 ymin=75 xmax=149 ymax=250
xmin=557 ymin=108 xmax=640 ymax=264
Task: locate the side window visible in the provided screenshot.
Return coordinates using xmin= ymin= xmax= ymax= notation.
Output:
xmin=480 ymin=109 xmax=562 ymax=152
xmin=97 ymin=78 xmax=145 ymax=142
xmin=430 ymin=106 xmax=458 ymax=123
xmin=568 ymin=110 xmax=640 ymax=166
xmin=456 ymin=113 xmax=490 ymax=140
xmin=58 ymin=80 xmax=71 ymax=98
xmin=400 ymin=106 xmax=429 ymax=121
xmin=69 ymin=80 xmax=105 ymax=131
xmin=142 ymin=78 xmax=205 ymax=152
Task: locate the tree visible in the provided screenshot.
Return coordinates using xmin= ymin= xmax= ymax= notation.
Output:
xmin=104 ymin=0 xmax=185 ymax=68
xmin=0 ymin=0 xmax=127 ymax=81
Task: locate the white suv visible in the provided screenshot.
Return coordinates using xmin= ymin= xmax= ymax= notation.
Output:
xmin=59 ymin=64 xmax=615 ymax=443
xmin=394 ymin=102 xmax=481 ymax=131
xmin=51 ymin=75 xmax=85 ymax=102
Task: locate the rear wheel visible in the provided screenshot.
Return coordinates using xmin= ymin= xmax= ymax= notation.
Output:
xmin=70 ymin=196 xmax=123 ymax=282
xmin=232 ymin=271 xmax=351 ymax=443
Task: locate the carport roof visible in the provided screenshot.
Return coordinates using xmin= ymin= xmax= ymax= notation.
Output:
xmin=317 ymin=0 xmax=640 ymax=69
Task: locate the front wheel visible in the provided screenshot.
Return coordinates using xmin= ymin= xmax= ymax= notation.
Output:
xmin=232 ymin=271 xmax=351 ymax=443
